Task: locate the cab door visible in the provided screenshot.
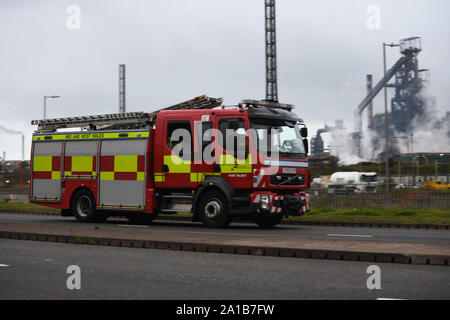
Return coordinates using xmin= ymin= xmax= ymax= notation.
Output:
xmin=190 ymin=118 xmax=217 ymax=185
xmin=154 ymin=118 xmax=193 ymax=189
xmin=216 ymin=116 xmax=252 ymax=189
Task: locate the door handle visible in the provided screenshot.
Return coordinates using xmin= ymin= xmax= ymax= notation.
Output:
xmin=162 ymin=164 xmax=169 ymax=173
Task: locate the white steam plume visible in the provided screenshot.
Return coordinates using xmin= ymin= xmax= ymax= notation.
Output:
xmin=0 ymin=123 xmax=22 ymax=135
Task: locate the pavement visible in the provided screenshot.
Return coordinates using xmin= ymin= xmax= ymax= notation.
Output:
xmin=0 ymin=214 xmax=449 ymax=265
xmin=2 ymin=209 xmax=449 ymax=230
xmin=2 ymin=212 xmax=450 ymax=244
xmin=1 ymin=238 xmax=449 ymax=300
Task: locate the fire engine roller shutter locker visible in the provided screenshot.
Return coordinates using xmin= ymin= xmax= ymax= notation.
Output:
xmin=99 ymin=139 xmax=147 ymax=208
xmin=32 ymin=141 xmax=63 ymax=200
xmin=64 ymin=141 xmax=97 ymax=177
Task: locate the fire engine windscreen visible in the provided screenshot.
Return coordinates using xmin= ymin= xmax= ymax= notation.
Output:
xmin=250 ymin=118 xmax=306 ymax=159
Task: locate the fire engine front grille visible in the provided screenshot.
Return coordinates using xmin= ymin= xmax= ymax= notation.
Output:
xmin=270 ymin=174 xmax=305 ymax=186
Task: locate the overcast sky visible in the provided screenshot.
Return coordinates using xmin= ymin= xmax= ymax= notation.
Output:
xmin=1 ymin=0 xmax=449 ymax=160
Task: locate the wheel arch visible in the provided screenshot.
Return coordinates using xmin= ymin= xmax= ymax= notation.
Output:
xmin=192 ymin=176 xmax=233 ymax=216
xmin=69 ymin=186 xmax=97 ymax=211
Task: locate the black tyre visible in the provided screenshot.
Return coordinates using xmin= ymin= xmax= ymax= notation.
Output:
xmin=126 ymin=213 xmax=158 ymax=225
xmin=72 ymin=189 xmax=97 ymax=222
xmin=198 ymin=190 xmax=232 ymax=228
xmin=255 ymin=215 xmax=283 ymax=228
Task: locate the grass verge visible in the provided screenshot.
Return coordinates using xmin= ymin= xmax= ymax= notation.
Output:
xmin=1 ymin=201 xmax=449 ymax=225
xmin=0 ymin=200 xmax=59 ymax=212
xmin=294 ymin=207 xmax=450 ymax=225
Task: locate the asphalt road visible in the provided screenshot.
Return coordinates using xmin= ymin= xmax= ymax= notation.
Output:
xmin=0 ymin=238 xmax=449 ymax=300
xmin=1 ymin=213 xmax=449 ymax=244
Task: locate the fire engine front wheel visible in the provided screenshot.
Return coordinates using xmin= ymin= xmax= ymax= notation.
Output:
xmin=72 ymin=189 xmax=97 ymax=222
xmin=254 ymin=215 xmax=283 ymax=228
xmin=198 ymin=190 xmax=232 ymax=228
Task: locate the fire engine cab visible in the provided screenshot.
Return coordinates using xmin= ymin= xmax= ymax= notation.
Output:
xmin=30 ymin=95 xmax=310 ymax=228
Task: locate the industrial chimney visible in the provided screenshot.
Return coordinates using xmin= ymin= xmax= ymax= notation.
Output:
xmin=22 ymin=134 xmax=25 ymax=160
xmin=119 ymin=64 xmax=126 ymax=113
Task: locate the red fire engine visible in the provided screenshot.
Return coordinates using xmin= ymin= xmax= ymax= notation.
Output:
xmin=30 ymin=95 xmax=310 ymax=227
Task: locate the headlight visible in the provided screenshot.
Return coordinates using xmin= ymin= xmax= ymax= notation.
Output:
xmin=260 ymin=195 xmax=270 ymax=204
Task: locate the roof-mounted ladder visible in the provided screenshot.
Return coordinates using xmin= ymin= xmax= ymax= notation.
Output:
xmin=31 ymin=112 xmax=155 ymax=133
xmin=31 ymin=95 xmax=223 ymax=133
xmin=156 ymin=95 xmax=223 ymax=111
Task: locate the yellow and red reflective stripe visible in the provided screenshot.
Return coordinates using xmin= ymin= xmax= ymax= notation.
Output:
xmin=64 ymin=155 xmax=97 ymax=176
xmin=155 ymin=154 xmax=252 ymax=183
xmin=32 ymin=156 xmax=61 ymax=180
xmin=99 ymin=155 xmax=145 ymax=181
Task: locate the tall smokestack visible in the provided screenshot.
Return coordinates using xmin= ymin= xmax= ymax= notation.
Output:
xmin=265 ymin=0 xmax=278 ymax=102
xmin=119 ymin=64 xmax=126 ymax=113
xmin=367 ymin=74 xmax=373 ymax=123
xmin=22 ymin=134 xmax=25 ymax=160
xmin=2 ymin=151 xmax=5 ymax=162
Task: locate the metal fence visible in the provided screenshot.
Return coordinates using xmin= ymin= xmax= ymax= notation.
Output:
xmin=309 ymin=189 xmax=450 ymax=210
xmin=1 ymin=189 xmax=450 ymax=210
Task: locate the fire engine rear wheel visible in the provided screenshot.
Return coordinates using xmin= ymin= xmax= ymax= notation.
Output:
xmin=72 ymin=189 xmax=97 ymax=222
xmin=198 ymin=190 xmax=232 ymax=228
xmin=255 ymin=215 xmax=283 ymax=228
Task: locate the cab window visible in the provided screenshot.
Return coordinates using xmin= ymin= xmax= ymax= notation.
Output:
xmin=166 ymin=120 xmax=192 ymax=149
xmin=218 ymin=118 xmax=247 ymax=159
xmin=166 ymin=120 xmax=192 ymax=160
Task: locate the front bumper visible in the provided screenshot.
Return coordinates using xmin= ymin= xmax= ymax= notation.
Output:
xmin=250 ymin=191 xmax=310 ymax=216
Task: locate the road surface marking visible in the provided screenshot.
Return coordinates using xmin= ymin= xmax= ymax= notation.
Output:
xmin=0 ymin=264 xmax=10 ymax=267
xmin=327 ymin=233 xmax=373 ymax=238
xmin=116 ymin=224 xmax=148 ymax=228
xmin=377 ymin=298 xmax=406 ymax=300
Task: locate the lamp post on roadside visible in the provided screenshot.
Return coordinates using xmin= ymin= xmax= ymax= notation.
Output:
xmin=413 ymin=155 xmax=428 ymax=187
xmin=43 ymin=95 xmax=60 ymax=119
xmin=383 ymin=42 xmax=400 ymax=194
xmin=435 ymin=153 xmax=444 ymax=179
xmin=394 ymin=136 xmax=409 ymax=185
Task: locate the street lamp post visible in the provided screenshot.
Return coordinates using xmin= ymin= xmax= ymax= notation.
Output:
xmin=43 ymin=95 xmax=60 ymax=119
xmin=436 ymin=154 xmax=444 ymax=179
xmin=383 ymin=42 xmax=399 ymax=194
xmin=413 ymin=155 xmax=428 ymax=187
xmin=394 ymin=136 xmax=409 ymax=186
xmin=394 ymin=135 xmax=410 ymax=153
xmin=435 ymin=160 xmax=438 ymax=179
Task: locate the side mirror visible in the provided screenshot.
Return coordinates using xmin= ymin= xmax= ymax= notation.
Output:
xmin=300 ymin=127 xmax=308 ymax=138
xmin=303 ymin=138 xmax=309 ymax=155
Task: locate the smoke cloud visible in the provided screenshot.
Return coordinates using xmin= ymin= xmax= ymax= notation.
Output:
xmin=0 ymin=123 xmax=22 ymax=135
xmin=403 ymin=85 xmax=450 ymax=153
xmin=325 ymin=83 xmax=450 ymax=165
